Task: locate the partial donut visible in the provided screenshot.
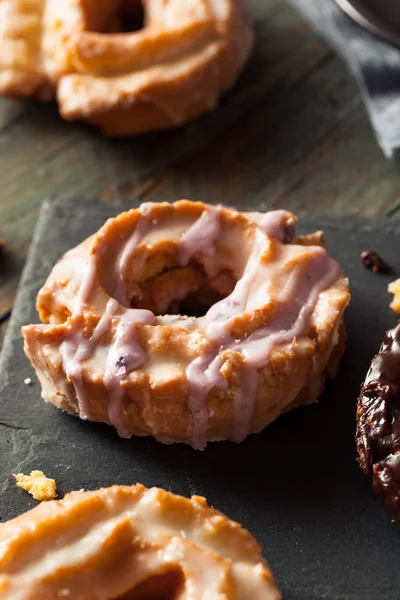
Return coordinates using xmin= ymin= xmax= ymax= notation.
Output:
xmin=0 ymin=484 xmax=280 ymax=599
xmin=0 ymin=0 xmax=253 ymax=135
xmin=23 ymin=201 xmax=350 ymax=449
xmin=389 ymin=278 xmax=400 ymax=313
xmin=356 ymin=321 xmax=400 ymax=522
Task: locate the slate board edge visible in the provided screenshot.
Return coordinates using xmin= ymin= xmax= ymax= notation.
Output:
xmin=0 ymin=197 xmax=136 ymax=375
xmin=0 ymin=200 xmax=52 ymax=379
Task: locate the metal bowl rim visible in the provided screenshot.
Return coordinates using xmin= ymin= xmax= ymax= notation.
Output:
xmin=335 ymin=0 xmax=400 ymax=49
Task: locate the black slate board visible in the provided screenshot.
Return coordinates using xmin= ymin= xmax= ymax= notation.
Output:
xmin=1 ymin=198 xmax=400 ymax=600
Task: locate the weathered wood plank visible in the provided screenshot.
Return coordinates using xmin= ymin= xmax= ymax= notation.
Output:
xmin=139 ymin=56 xmax=363 ymax=208
xmin=0 ymin=98 xmax=27 ymax=131
xmin=0 ymin=0 xmax=330 ymax=211
xmin=269 ymin=109 xmax=400 ymax=216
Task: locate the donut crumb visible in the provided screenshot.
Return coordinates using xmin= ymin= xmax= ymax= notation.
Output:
xmin=14 ymin=470 xmax=58 ymax=501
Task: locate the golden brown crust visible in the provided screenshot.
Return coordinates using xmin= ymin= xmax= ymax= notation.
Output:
xmin=0 ymin=485 xmax=280 ymax=599
xmin=0 ymin=0 xmax=253 ymax=135
xmin=13 ymin=470 xmax=58 ymax=501
xmin=389 ymin=278 xmax=400 ymax=313
xmin=22 ymin=200 xmax=350 ymax=448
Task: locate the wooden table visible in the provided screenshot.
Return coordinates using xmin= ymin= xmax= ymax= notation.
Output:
xmin=1 ymin=0 xmax=400 ymax=349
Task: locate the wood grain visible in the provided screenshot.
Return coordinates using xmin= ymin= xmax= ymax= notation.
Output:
xmin=0 ymin=0 xmax=398 ymax=350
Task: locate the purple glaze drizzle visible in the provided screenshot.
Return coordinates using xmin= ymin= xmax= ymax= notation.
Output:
xmin=60 ymin=207 xmax=154 ymax=429
xmin=233 ymin=368 xmax=259 ymax=443
xmin=59 ymin=332 xmax=92 ymax=419
xmin=185 ymin=244 xmax=341 ymax=450
xmin=177 ymin=206 xmax=221 ymax=266
xmin=58 ymin=290 xmax=115 ymax=419
xmin=204 ymin=229 xmax=267 ymax=342
xmin=74 ymin=254 xmax=98 ymax=315
xmin=116 ymin=203 xmax=154 ymax=305
xmin=60 ymin=204 xmax=341 ymax=450
xmin=104 ymin=311 xmax=153 ymax=436
xmin=258 ymin=210 xmax=294 ymax=243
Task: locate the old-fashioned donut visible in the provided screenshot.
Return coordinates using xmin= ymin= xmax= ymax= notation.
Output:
xmin=23 ymin=201 xmax=350 ymax=449
xmin=0 ymin=0 xmax=253 ymax=135
xmin=0 ymin=484 xmax=280 ymax=599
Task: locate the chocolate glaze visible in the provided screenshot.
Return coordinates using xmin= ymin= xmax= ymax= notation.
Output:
xmin=357 ymin=321 xmax=400 ymax=520
xmin=360 ymin=249 xmax=392 ymax=274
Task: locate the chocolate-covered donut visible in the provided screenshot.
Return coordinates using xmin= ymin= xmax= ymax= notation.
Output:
xmin=357 ymin=321 xmax=400 ymax=520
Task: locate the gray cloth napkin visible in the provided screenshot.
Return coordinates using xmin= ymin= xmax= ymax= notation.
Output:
xmin=286 ymin=0 xmax=400 ymax=158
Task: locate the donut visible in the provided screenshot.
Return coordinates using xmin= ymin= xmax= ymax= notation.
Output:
xmin=22 ymin=200 xmax=350 ymax=449
xmin=388 ymin=278 xmax=400 ymax=313
xmin=0 ymin=0 xmax=253 ymax=135
xmin=0 ymin=484 xmax=280 ymax=599
xmin=356 ymin=320 xmax=400 ymax=522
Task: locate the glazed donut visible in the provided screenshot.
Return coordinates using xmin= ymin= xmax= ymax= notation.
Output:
xmin=0 ymin=0 xmax=253 ymax=135
xmin=0 ymin=484 xmax=280 ymax=599
xmin=23 ymin=201 xmax=350 ymax=449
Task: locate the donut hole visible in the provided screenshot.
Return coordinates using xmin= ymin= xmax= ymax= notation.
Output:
xmin=119 ymin=0 xmax=145 ymax=33
xmin=117 ymin=569 xmax=184 ymax=599
xmin=129 ymin=262 xmax=237 ymax=317
xmin=87 ymin=0 xmax=145 ymax=34
xmin=97 ymin=210 xmax=253 ymax=317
